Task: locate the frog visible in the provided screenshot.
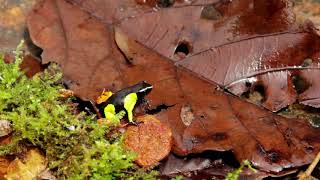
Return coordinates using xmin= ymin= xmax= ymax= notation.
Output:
xmin=98 ymin=81 xmax=153 ymax=124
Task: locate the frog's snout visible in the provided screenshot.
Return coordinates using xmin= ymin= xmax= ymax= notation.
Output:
xmin=138 ymin=85 xmax=153 ymax=94
xmin=138 ymin=81 xmax=153 ymax=94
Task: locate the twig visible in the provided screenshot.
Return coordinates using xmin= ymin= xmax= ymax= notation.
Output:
xmin=298 ymin=151 xmax=320 ymax=180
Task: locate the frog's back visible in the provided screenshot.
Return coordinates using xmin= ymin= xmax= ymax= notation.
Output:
xmin=99 ymin=81 xmax=153 ymax=116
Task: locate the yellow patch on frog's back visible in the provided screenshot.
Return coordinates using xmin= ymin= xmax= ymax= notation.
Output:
xmin=96 ymin=91 xmax=113 ymax=104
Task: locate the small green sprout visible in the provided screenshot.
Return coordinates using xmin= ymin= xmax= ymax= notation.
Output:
xmin=225 ymin=160 xmax=257 ymax=180
xmin=171 ymin=175 xmax=183 ymax=180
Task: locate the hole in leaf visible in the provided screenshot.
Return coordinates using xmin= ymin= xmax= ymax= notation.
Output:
xmin=309 ymin=116 xmax=320 ymax=128
xmin=245 ymin=81 xmax=252 ymax=88
xmin=174 ymin=41 xmax=192 ymax=59
xmin=305 ymin=145 xmax=314 ymax=153
xmin=242 ymin=84 xmax=265 ymax=104
xmin=157 ymin=0 xmax=175 ymax=8
xmin=301 ymin=58 xmax=313 ymax=67
xmin=292 ymin=75 xmax=310 ymax=94
xmin=135 ymin=0 xmax=174 ymax=8
xmin=253 ymin=85 xmax=265 ymax=98
xmin=201 ymin=5 xmax=223 ymax=20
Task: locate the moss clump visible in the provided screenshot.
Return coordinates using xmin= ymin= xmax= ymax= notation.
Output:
xmin=0 ymin=41 xmax=156 ymax=179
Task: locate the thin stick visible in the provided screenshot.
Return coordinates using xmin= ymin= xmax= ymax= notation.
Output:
xmin=298 ymin=151 xmax=320 ymax=180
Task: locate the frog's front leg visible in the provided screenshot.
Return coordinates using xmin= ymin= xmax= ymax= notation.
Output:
xmin=124 ymin=92 xmax=138 ymax=123
xmin=104 ymin=104 xmax=120 ymax=124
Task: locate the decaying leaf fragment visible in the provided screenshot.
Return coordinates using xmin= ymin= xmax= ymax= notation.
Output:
xmin=124 ymin=115 xmax=172 ymax=167
xmin=0 ymin=157 xmax=11 ymax=179
xmin=6 ymin=149 xmax=46 ymax=180
xmin=0 ymin=120 xmax=12 ymax=137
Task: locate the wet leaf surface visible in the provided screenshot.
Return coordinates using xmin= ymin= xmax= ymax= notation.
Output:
xmin=26 ymin=0 xmax=320 ymax=175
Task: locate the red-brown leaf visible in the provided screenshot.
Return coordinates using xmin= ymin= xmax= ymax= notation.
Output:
xmin=27 ymin=0 xmax=127 ymax=100
xmin=115 ymin=30 xmax=320 ymax=173
xmin=69 ymin=0 xmax=320 ymax=111
xmin=26 ymin=0 xmax=320 ymax=174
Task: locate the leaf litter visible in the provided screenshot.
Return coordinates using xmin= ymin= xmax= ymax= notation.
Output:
xmin=22 ymin=0 xmax=320 ymax=178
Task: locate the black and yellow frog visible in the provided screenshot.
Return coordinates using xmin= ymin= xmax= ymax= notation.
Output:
xmin=97 ymin=81 xmax=153 ymax=124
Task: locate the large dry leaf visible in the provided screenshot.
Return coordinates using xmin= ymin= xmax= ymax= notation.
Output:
xmin=69 ymin=0 xmax=320 ymax=111
xmin=115 ymin=29 xmax=320 ymax=173
xmin=27 ymin=0 xmax=128 ymax=99
xmin=26 ymin=0 xmax=320 ymax=174
xmin=72 ymin=0 xmax=296 ymax=58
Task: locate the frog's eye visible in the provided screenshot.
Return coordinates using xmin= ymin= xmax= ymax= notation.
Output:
xmin=96 ymin=91 xmax=113 ymax=104
xmin=104 ymin=104 xmax=116 ymax=120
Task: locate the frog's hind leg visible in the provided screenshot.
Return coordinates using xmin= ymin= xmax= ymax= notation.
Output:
xmin=124 ymin=93 xmax=138 ymax=123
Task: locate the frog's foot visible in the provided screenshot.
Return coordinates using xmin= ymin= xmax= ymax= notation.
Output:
xmin=128 ymin=121 xmax=143 ymax=126
xmin=140 ymin=99 xmax=152 ymax=111
xmin=141 ymin=98 xmax=150 ymax=105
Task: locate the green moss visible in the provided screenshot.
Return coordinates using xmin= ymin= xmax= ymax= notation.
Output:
xmin=171 ymin=175 xmax=183 ymax=180
xmin=0 ymin=41 xmax=157 ymax=179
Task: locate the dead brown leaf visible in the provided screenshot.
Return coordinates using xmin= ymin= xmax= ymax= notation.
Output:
xmin=27 ymin=0 xmax=127 ymax=100
xmin=115 ymin=28 xmax=320 ymax=173
xmin=26 ymin=0 xmax=320 ymax=174
xmin=4 ymin=54 xmax=43 ymax=77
